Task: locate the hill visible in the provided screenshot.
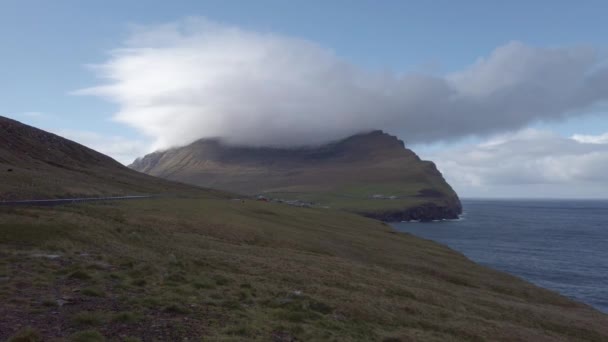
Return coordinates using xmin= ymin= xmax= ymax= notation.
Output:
xmin=0 ymin=116 xmax=213 ymax=201
xmin=1 ymin=118 xmax=607 ymax=341
xmin=131 ymin=131 xmax=462 ymax=221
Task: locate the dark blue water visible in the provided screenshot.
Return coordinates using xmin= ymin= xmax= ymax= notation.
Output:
xmin=392 ymin=199 xmax=608 ymax=313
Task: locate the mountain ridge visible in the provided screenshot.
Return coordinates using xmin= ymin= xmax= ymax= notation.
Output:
xmin=131 ymin=130 xmax=462 ymax=221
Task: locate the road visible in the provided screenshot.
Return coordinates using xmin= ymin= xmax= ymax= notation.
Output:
xmin=0 ymin=195 xmax=153 ymax=207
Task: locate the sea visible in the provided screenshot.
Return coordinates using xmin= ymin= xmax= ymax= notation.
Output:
xmin=392 ymin=199 xmax=608 ymax=313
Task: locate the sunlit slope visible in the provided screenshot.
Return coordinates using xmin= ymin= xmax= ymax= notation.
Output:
xmin=0 ymin=116 xmax=221 ymax=200
xmin=131 ymin=131 xmax=462 ymax=220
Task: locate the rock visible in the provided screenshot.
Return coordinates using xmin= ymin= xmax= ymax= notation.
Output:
xmin=31 ymin=253 xmax=61 ymax=259
xmin=360 ymin=198 xmax=462 ymax=222
xmin=271 ymin=331 xmax=298 ymax=342
xmin=56 ymin=299 xmax=71 ymax=307
xmin=332 ymin=312 xmax=346 ymax=321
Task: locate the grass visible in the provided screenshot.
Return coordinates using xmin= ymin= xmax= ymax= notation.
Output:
xmin=259 ymin=178 xmax=456 ymax=215
xmin=81 ymin=287 xmax=105 ymax=297
xmin=1 ymin=115 xmax=219 ymax=202
xmin=163 ymin=303 xmax=190 ymax=314
xmin=0 ymin=197 xmax=607 ymax=341
xmin=7 ymin=327 xmax=41 ymax=342
xmin=69 ymin=270 xmax=93 ymax=280
xmin=69 ymin=330 xmax=105 ymax=342
xmin=111 ymin=311 xmax=142 ymax=324
xmin=122 ymin=338 xmax=141 ymax=342
xmin=72 ymin=311 xmax=105 ymax=327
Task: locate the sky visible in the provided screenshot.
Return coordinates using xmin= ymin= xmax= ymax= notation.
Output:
xmin=1 ymin=0 xmax=608 ymax=198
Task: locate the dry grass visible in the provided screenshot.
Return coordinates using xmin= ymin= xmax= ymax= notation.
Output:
xmin=1 ymin=197 xmax=607 ymax=341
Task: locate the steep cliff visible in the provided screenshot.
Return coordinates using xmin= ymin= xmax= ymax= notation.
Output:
xmin=131 ymin=130 xmax=462 ymax=221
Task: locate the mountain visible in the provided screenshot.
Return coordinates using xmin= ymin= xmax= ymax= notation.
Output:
xmin=131 ymin=130 xmax=462 ymax=221
xmin=2 ymin=117 xmax=608 ymax=340
xmin=0 ymin=116 xmax=210 ymax=200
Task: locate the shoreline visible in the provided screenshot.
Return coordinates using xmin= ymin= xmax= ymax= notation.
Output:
xmin=391 ymin=200 xmax=608 ymax=314
xmin=359 ymin=200 xmax=463 ymax=222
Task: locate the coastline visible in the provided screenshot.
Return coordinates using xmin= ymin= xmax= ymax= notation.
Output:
xmin=359 ymin=199 xmax=463 ymax=222
xmin=392 ymin=198 xmax=608 ymax=314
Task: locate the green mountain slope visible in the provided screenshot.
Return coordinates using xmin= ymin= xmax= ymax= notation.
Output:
xmin=0 ymin=116 xmax=212 ymax=200
xmin=131 ymin=131 xmax=462 ymax=221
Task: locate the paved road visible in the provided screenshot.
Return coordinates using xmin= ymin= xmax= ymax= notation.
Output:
xmin=0 ymin=195 xmax=153 ymax=207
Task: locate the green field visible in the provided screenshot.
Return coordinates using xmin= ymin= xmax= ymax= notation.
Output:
xmin=263 ymin=182 xmax=438 ymax=212
xmin=2 ymin=196 xmax=607 ymax=341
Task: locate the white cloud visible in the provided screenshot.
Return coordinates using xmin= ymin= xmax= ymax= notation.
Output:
xmin=427 ymin=129 xmax=608 ymax=198
xmin=77 ymin=18 xmax=608 ymax=150
xmin=571 ymin=132 xmax=608 ymax=144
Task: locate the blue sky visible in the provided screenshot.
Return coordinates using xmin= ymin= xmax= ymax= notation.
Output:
xmin=2 ymin=1 xmax=608 ymax=197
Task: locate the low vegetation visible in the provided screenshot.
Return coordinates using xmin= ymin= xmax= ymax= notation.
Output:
xmin=1 ymin=197 xmax=607 ymax=341
xmin=0 ymin=115 xmax=221 ymax=201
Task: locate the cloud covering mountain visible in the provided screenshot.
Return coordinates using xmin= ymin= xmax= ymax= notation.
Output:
xmin=78 ymin=18 xmax=608 ymax=150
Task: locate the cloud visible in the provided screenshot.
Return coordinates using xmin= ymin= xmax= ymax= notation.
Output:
xmin=427 ymin=129 xmax=608 ymax=198
xmin=571 ymin=132 xmax=608 ymax=144
xmin=77 ymin=18 xmax=608 ymax=150
xmin=55 ymin=129 xmax=150 ymax=165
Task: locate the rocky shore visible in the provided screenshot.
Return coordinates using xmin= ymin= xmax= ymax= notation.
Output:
xmin=360 ymin=198 xmax=463 ymax=222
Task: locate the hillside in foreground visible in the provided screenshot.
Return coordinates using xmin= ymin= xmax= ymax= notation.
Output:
xmin=2 ymin=198 xmax=608 ymax=341
xmin=131 ymin=131 xmax=461 ymax=221
xmin=1 ymin=118 xmax=607 ymax=341
xmin=0 ymin=116 xmax=216 ymax=201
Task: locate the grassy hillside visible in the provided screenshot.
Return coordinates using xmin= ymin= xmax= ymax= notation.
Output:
xmin=131 ymin=131 xmax=462 ymax=220
xmin=2 ymin=116 xmax=607 ymax=341
xmin=0 ymin=116 xmax=214 ymax=200
xmin=2 ymin=197 xmax=608 ymax=341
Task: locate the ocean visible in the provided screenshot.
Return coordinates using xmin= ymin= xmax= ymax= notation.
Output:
xmin=392 ymin=199 xmax=608 ymax=313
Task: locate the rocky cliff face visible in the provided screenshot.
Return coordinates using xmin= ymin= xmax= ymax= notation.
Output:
xmin=131 ymin=130 xmax=462 ymax=221
xmin=360 ymin=199 xmax=463 ymax=222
